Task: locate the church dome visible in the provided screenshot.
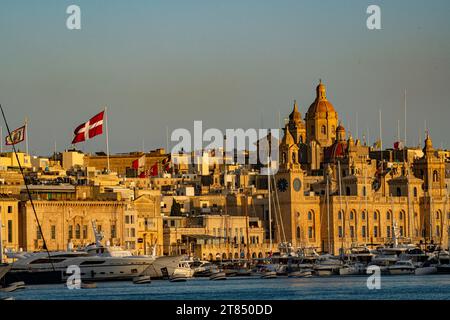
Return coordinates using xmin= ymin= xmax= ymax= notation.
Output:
xmin=324 ymin=140 xmax=347 ymax=162
xmin=306 ymin=80 xmax=336 ymax=119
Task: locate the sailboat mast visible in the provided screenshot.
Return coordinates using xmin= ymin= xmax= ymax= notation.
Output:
xmin=0 ymin=208 xmax=3 ymax=264
xmin=326 ymin=174 xmax=331 ymax=253
xmin=268 ymin=155 xmax=272 ymax=253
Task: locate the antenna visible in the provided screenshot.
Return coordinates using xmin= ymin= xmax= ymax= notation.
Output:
xmin=0 ymin=104 xmax=55 ymax=271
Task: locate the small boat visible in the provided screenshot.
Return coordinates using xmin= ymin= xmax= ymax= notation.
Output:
xmin=209 ymin=272 xmax=226 ymax=281
xmin=388 ymin=260 xmax=415 ymax=275
xmin=80 ymin=281 xmax=97 ymax=289
xmin=414 ymin=266 xmax=437 ymax=275
xmin=170 ymin=273 xmax=187 ymax=282
xmin=0 ymin=281 xmax=26 ymax=293
xmin=133 ymin=275 xmax=151 ymax=284
xmin=288 ymin=270 xmax=312 ymax=278
xmin=261 ymin=271 xmax=277 ymax=279
xmin=339 ymin=263 xmax=366 ymax=276
xmin=1 ymin=296 xmax=14 ymax=300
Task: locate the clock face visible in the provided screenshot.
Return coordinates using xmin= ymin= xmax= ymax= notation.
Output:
xmin=293 ymin=178 xmax=302 ymax=192
xmin=277 ymin=178 xmax=288 ymax=192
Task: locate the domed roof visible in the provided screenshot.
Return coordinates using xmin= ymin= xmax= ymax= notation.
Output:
xmin=306 ymin=80 xmax=336 ymax=119
xmin=289 ymin=100 xmax=302 ymax=123
xmin=324 ymin=140 xmax=347 ymax=162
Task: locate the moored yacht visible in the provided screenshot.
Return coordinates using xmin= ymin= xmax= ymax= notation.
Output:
xmin=388 ymin=260 xmax=415 ymax=275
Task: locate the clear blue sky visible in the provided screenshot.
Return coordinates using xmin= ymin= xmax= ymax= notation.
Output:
xmin=0 ymin=0 xmax=449 ymax=155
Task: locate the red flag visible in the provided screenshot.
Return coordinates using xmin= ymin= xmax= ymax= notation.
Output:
xmin=150 ymin=162 xmax=158 ymax=177
xmin=162 ymin=155 xmax=171 ymax=173
xmin=132 ymin=155 xmax=145 ymax=170
xmin=72 ymin=111 xmax=105 ymax=144
xmin=5 ymin=125 xmax=26 ymax=145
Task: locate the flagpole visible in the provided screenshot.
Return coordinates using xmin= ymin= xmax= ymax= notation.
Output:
xmin=105 ymin=107 xmax=110 ymax=173
xmin=25 ymin=117 xmax=29 ymax=155
xmin=0 ymin=126 xmax=3 ymax=153
xmin=379 ymin=109 xmax=383 ymax=161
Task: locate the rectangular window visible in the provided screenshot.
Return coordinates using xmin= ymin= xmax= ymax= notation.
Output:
xmin=400 ymin=226 xmax=404 ymax=237
xmin=51 ymin=225 xmax=56 ymax=240
xmin=68 ymin=225 xmax=73 ymax=239
xmin=97 ymin=225 xmax=102 ymax=233
xmin=338 ymin=226 xmax=343 ymax=238
xmin=37 ymin=227 xmax=42 ymax=240
xmin=387 ymin=226 xmax=391 ymax=238
xmin=125 ymin=215 xmax=130 ymax=224
xmin=374 ymin=226 xmax=378 ymax=238
xmin=130 ymin=228 xmax=135 ymax=237
xmin=7 ymin=220 xmax=13 ymax=243
xmin=83 ymin=225 xmax=88 ymax=239
xmin=436 ymin=226 xmax=440 ymax=237
xmin=350 ymin=226 xmax=355 ymax=238
xmin=362 ymin=226 xmax=366 ymax=238
xmin=7 ymin=206 xmax=12 ymax=213
xmin=111 ymin=224 xmax=117 ymax=238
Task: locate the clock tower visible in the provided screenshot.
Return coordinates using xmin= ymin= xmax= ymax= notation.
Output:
xmin=273 ymin=124 xmax=311 ymax=249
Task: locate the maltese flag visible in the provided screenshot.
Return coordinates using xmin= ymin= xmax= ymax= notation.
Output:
xmin=72 ymin=111 xmax=105 ymax=144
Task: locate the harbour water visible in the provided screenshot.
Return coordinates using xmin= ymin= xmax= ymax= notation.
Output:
xmin=3 ymin=275 xmax=450 ymax=300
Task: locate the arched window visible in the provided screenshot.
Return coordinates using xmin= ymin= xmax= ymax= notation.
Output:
xmin=292 ymin=152 xmax=296 ymax=163
xmin=321 ymin=125 xmax=327 ymax=135
xmin=413 ymin=187 xmax=418 ymax=197
xmin=362 ymin=211 xmax=366 ymax=220
xmin=350 ymin=211 xmax=354 ymax=220
xmin=346 ymin=187 xmax=351 ymax=196
xmin=282 ymin=152 xmax=287 ymax=164
xmin=308 ymin=211 xmax=313 ymax=220
xmin=396 ymin=187 xmax=401 ymax=197
xmin=338 ymin=211 xmax=343 ymax=220
xmin=75 ymin=224 xmax=81 ymax=239
xmin=362 ymin=186 xmax=367 ymax=197
xmin=399 ymin=211 xmax=404 ymax=220
xmin=296 ymin=226 xmax=301 ymax=239
xmin=374 ymin=211 xmax=378 ymax=220
xmin=386 ymin=211 xmax=391 ymax=220
xmin=433 ymin=170 xmax=439 ymax=182
xmin=296 ymin=212 xmax=300 ymax=218
xmin=436 ymin=211 xmax=440 ymax=220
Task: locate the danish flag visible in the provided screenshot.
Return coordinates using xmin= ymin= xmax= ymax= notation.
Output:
xmin=72 ymin=111 xmax=105 ymax=144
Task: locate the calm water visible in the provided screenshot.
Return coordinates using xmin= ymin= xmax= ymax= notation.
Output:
xmin=3 ymin=275 xmax=450 ymax=300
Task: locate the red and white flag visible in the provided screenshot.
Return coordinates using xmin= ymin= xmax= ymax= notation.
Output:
xmin=132 ymin=155 xmax=146 ymax=170
xmin=72 ymin=111 xmax=105 ymax=144
xmin=5 ymin=125 xmax=26 ymax=145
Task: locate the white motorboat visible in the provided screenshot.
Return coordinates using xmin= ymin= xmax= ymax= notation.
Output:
xmin=5 ymin=221 xmax=158 ymax=284
xmin=133 ymin=275 xmax=151 ymax=284
xmin=170 ymin=273 xmax=187 ymax=282
xmin=209 ymin=271 xmax=226 ymax=281
xmin=388 ymin=260 xmax=415 ymax=275
xmin=338 ymin=263 xmax=366 ymax=276
xmin=314 ymin=255 xmax=343 ymax=276
xmin=0 ymin=281 xmax=25 ymax=293
xmin=414 ymin=266 xmax=437 ymax=275
xmin=261 ymin=271 xmax=277 ymax=279
xmin=288 ymin=270 xmax=312 ymax=278
xmin=6 ymin=247 xmax=155 ymax=285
